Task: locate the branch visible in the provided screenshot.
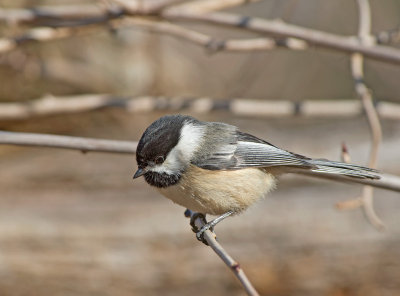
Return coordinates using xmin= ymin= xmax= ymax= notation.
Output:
xmin=167 ymin=0 xmax=261 ymax=14
xmin=1 ymin=131 xmax=400 ymax=193
xmin=186 ymin=210 xmax=259 ymax=296
xmin=0 ymin=16 xmax=307 ymax=55
xmin=0 ymin=1 xmax=180 ymax=25
xmin=0 ymin=5 xmax=118 ymax=25
xmin=162 ymin=10 xmax=400 ymax=64
xmin=1 ymin=4 xmax=400 ymax=64
xmin=0 ymin=25 xmax=102 ymax=54
xmin=0 ymin=131 xmax=137 ymax=154
xmin=346 ymin=0 xmax=384 ymax=230
xmin=288 ymin=168 xmax=400 ymax=193
xmin=375 ymin=27 xmax=400 ymax=45
xmin=117 ymin=18 xmax=308 ymax=52
xmin=2 ymin=94 xmax=400 ymax=120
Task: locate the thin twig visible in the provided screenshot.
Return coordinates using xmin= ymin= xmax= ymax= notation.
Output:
xmin=0 ymin=5 xmax=117 ymax=25
xmin=0 ymin=131 xmax=137 ymax=154
xmin=1 ymin=131 xmax=400 ymax=192
xmin=336 ymin=144 xmax=363 ymax=210
xmin=0 ymin=16 xmax=307 ymax=55
xmin=0 ymin=1 xmax=178 ymax=25
xmin=162 ymin=10 xmax=400 ymax=64
xmin=0 ymin=25 xmax=102 ymax=54
xmin=345 ymin=0 xmax=384 ymax=230
xmin=375 ymin=27 xmax=400 ymax=44
xmin=166 ymin=0 xmax=261 ymax=14
xmin=185 ymin=210 xmax=259 ymax=296
xmin=116 ymin=18 xmax=308 ymax=52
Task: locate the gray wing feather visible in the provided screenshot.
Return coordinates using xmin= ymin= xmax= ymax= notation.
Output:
xmin=233 ymin=142 xmax=311 ymax=168
xmin=193 ymin=140 xmax=312 ymax=170
xmin=191 ymin=126 xmax=379 ymax=179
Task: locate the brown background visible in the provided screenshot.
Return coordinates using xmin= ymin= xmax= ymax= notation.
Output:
xmin=1 ymin=1 xmax=400 ymax=295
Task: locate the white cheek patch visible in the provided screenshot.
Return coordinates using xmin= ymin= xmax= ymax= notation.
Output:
xmin=149 ymin=122 xmax=205 ymax=175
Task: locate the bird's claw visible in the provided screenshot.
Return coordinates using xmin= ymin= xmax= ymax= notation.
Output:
xmin=188 ymin=212 xmax=213 ymax=245
xmin=195 ymin=224 xmax=213 ymax=245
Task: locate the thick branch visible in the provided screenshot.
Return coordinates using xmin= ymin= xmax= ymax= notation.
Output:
xmin=1 ymin=131 xmax=399 ymax=193
xmin=162 ymin=10 xmax=400 ymax=64
xmin=1 ymin=94 xmax=400 ymax=120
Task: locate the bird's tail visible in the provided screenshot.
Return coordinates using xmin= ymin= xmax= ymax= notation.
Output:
xmin=308 ymin=158 xmax=379 ymax=179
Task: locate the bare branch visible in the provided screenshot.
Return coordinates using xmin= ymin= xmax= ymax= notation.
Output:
xmin=0 ymin=5 xmax=116 ymax=25
xmin=166 ymin=0 xmax=261 ymax=14
xmin=1 ymin=3 xmax=400 ymax=64
xmin=0 ymin=131 xmax=137 ymax=154
xmin=0 ymin=1 xmax=179 ymax=25
xmin=162 ymin=10 xmax=400 ymax=64
xmin=0 ymin=16 xmax=307 ymax=55
xmin=0 ymin=25 xmax=102 ymax=54
xmin=344 ymin=0 xmax=385 ymax=230
xmin=118 ymin=17 xmax=308 ymax=52
xmin=1 ymin=131 xmax=400 ymax=193
xmin=111 ymin=0 xmax=186 ymax=15
xmin=2 ymin=94 xmax=400 ymax=121
xmin=186 ymin=210 xmax=259 ymax=296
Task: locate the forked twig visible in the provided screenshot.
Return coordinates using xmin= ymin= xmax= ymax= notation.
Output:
xmin=2 ymin=3 xmax=400 ymax=64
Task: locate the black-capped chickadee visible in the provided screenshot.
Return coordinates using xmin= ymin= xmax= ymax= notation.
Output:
xmin=133 ymin=115 xmax=379 ymax=239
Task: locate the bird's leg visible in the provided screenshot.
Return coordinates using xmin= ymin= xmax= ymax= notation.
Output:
xmin=196 ymin=211 xmax=235 ymax=244
xmin=184 ymin=209 xmax=235 ymax=245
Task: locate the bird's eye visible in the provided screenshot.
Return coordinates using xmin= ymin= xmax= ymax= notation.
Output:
xmin=155 ymin=156 xmax=164 ymax=164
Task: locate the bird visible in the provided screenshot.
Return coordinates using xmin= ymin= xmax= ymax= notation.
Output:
xmin=133 ymin=114 xmax=379 ymax=241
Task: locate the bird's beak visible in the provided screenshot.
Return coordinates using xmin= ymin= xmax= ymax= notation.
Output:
xmin=133 ymin=167 xmax=146 ymax=179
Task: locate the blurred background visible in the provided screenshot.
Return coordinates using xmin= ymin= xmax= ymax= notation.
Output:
xmin=0 ymin=0 xmax=400 ymax=295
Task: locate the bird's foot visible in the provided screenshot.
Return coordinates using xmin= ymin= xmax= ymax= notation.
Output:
xmin=185 ymin=209 xmax=234 ymax=246
xmin=189 ymin=212 xmax=211 ymax=245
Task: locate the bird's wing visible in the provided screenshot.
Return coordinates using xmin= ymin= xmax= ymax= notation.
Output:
xmin=192 ymin=131 xmax=312 ymax=170
xmin=231 ymin=131 xmax=312 ymax=169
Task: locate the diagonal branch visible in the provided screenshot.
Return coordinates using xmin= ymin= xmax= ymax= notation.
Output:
xmin=0 ymin=16 xmax=307 ymax=55
xmin=185 ymin=209 xmax=260 ymax=296
xmin=1 ymin=4 xmax=400 ymax=64
xmin=162 ymin=10 xmax=400 ymax=65
xmin=117 ymin=17 xmax=308 ymax=52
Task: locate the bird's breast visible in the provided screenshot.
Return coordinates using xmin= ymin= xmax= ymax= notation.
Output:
xmin=157 ymin=165 xmax=276 ymax=215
